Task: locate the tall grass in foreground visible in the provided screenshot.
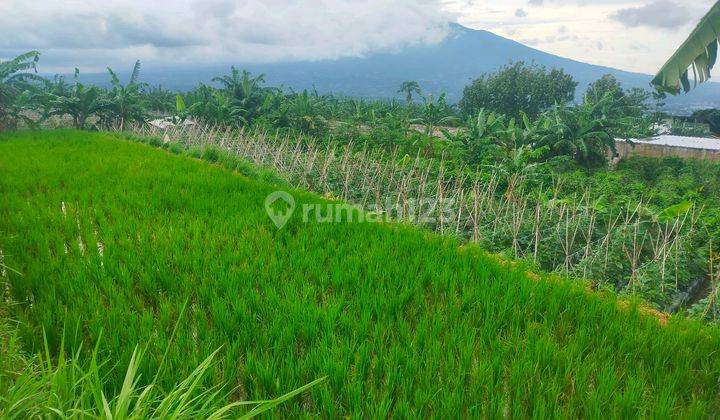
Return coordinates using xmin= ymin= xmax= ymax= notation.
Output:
xmin=1 ymin=131 xmax=720 ymax=416
xmin=1 ymin=299 xmax=324 ymax=418
xmin=0 ymin=328 xmax=323 ymax=418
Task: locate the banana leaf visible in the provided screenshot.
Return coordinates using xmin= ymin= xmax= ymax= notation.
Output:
xmin=651 ymin=1 xmax=720 ymax=94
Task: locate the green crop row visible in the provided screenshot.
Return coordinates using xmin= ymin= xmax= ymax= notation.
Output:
xmin=1 ymin=130 xmax=719 ymax=417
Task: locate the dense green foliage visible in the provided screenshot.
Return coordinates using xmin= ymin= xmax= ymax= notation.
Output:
xmin=459 ymin=62 xmax=577 ymax=119
xmin=584 ymin=74 xmax=665 ymax=121
xmin=688 ymin=108 xmax=720 ymax=135
xmin=670 ymin=119 xmax=714 ymax=137
xmin=2 ymin=131 xmax=720 ymax=417
xmin=556 ymin=156 xmax=720 ymax=315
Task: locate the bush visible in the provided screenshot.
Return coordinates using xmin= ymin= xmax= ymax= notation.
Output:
xmin=670 ymin=120 xmax=712 ymax=137
xmin=201 ymin=145 xmax=221 ymax=163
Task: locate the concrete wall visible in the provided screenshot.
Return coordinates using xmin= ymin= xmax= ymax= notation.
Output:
xmin=615 ymin=141 xmax=720 ymax=161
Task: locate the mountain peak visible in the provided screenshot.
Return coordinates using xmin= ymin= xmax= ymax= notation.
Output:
xmin=90 ymin=22 xmax=720 ymax=114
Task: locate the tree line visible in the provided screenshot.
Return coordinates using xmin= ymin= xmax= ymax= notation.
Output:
xmin=1 ymin=51 xmax=671 ymax=168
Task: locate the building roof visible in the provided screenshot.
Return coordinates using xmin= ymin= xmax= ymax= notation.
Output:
xmin=618 ymin=135 xmax=720 ymax=151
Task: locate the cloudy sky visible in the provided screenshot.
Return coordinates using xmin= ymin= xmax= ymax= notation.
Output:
xmin=0 ymin=0 xmax=713 ymax=74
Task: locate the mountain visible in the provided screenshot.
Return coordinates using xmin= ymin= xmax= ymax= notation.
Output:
xmin=80 ymin=23 xmax=720 ymax=114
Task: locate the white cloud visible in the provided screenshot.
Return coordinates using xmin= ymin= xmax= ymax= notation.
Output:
xmin=1 ymin=0 xmax=718 ymax=75
xmin=0 ymin=0 xmax=454 ymax=72
xmin=444 ymin=0 xmax=715 ymax=73
xmin=610 ymin=0 xmax=697 ymax=29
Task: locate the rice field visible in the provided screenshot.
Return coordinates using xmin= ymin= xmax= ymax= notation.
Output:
xmin=122 ymin=123 xmax=718 ymax=315
xmin=2 ymin=130 xmax=720 ymax=417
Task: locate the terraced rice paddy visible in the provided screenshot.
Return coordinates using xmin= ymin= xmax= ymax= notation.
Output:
xmin=1 ymin=130 xmax=720 ymax=417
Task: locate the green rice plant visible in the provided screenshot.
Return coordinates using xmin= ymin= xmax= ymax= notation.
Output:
xmin=1 ymin=130 xmax=720 ymax=416
xmin=0 ymin=327 xmax=325 ymax=418
xmin=0 ymin=295 xmax=324 ymax=418
xmin=127 ymin=122 xmax=718 ymax=314
xmin=201 ymin=145 xmax=222 ymax=163
xmin=0 ymin=272 xmax=323 ymax=418
xmin=164 ymin=141 xmax=185 ymax=155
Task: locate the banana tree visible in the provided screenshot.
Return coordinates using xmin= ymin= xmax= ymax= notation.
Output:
xmin=50 ymin=70 xmax=103 ymax=129
xmin=212 ymin=67 xmax=266 ymax=123
xmin=652 ymin=1 xmax=720 ymax=94
xmin=0 ymin=51 xmax=43 ymax=130
xmin=186 ymin=85 xmax=248 ymax=126
xmin=35 ymin=75 xmax=72 ymax=120
xmin=535 ymin=99 xmax=616 ymax=166
xmin=104 ymin=60 xmax=148 ymax=130
xmin=535 ymin=92 xmax=651 ymax=166
xmin=410 ymin=93 xmax=459 ymax=136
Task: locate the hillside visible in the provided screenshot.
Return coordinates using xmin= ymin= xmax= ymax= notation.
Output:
xmin=1 ymin=130 xmax=720 ymax=416
xmin=79 ymin=24 xmax=720 ymax=114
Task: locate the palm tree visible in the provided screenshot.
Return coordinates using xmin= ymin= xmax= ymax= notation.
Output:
xmin=104 ymin=61 xmax=147 ymax=130
xmin=0 ymin=51 xmax=43 ymax=130
xmin=652 ymin=2 xmax=720 ymax=94
xmin=397 ymin=81 xmax=421 ymax=104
